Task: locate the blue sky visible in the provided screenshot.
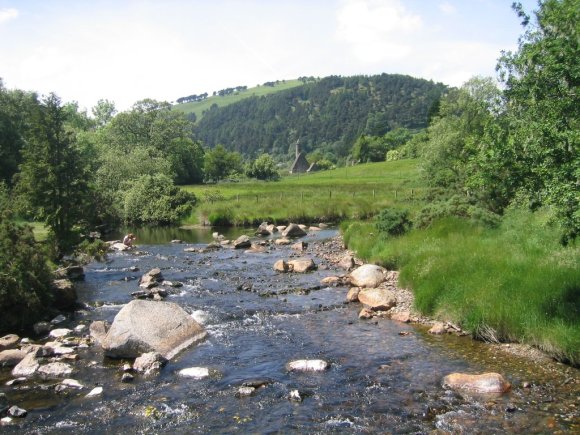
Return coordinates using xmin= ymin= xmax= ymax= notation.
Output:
xmin=0 ymin=0 xmax=539 ymax=111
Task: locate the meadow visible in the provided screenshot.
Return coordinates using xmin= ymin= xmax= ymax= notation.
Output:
xmin=182 ymin=160 xmax=426 ymax=226
xmin=172 ymin=80 xmax=303 ymax=120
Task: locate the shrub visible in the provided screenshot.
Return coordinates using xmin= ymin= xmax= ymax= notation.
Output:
xmin=122 ymin=174 xmax=196 ymax=225
xmin=415 ymin=195 xmax=501 ymax=229
xmin=376 ymin=208 xmax=412 ymax=236
xmin=0 ymin=215 xmax=53 ymax=333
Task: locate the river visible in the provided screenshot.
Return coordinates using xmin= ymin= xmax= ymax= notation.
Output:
xmin=1 ymin=227 xmax=578 ymax=433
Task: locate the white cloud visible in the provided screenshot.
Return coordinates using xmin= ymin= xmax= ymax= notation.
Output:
xmin=336 ymin=0 xmax=422 ymax=63
xmin=0 ymin=7 xmax=18 ymax=23
xmin=438 ymin=2 xmax=456 ymax=15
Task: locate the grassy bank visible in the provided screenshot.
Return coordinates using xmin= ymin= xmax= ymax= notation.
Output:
xmin=342 ymin=209 xmax=580 ymax=365
xmin=183 ymin=160 xmax=426 ymax=225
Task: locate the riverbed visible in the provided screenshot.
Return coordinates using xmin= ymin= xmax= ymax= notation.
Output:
xmin=1 ymin=227 xmax=578 ymax=433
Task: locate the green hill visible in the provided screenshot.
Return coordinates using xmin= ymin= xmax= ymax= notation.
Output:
xmin=172 ymin=79 xmax=304 ymax=121
xmin=193 ymin=74 xmax=447 ymax=161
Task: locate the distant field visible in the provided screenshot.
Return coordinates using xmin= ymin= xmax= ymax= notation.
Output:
xmin=172 ymin=80 xmax=304 ymax=120
xmin=182 ymin=159 xmax=425 ymax=225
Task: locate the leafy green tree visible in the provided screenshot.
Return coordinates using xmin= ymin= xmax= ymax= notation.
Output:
xmin=204 ymin=144 xmax=243 ymax=182
xmin=91 ymin=99 xmax=116 ymax=127
xmin=121 ymin=174 xmax=196 ymax=225
xmin=246 ymin=154 xmax=279 ymax=180
xmin=16 ymin=93 xmax=91 ymax=258
xmin=498 ymin=0 xmax=579 ymax=243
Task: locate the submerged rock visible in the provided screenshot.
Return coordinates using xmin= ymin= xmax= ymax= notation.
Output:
xmin=429 ymin=322 xmax=447 ymax=335
xmin=273 ymin=259 xmax=290 ymax=273
xmin=349 ymin=264 xmax=387 ymax=288
xmin=288 ymin=258 xmax=317 ymax=273
xmin=38 ymin=362 xmax=74 ymax=379
xmin=101 ymin=300 xmax=207 ymax=359
xmin=286 ymin=359 xmax=329 ymax=372
xmin=133 ymin=352 xmax=167 ymax=375
xmin=86 ymin=387 xmax=103 ymax=397
xmin=442 ymin=372 xmax=511 ymax=394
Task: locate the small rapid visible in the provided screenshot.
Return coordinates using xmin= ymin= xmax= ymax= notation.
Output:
xmin=0 ymin=228 xmax=578 ymax=433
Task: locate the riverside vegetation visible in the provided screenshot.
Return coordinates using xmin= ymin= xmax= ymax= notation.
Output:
xmin=0 ymin=0 xmax=577 ymax=364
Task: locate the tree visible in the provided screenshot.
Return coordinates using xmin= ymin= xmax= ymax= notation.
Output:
xmin=16 ymin=93 xmax=91 ymax=258
xmin=204 ymin=144 xmax=243 ymax=182
xmin=91 ymin=99 xmax=117 ymax=127
xmin=498 ymin=0 xmax=579 ymax=243
xmin=246 ymin=154 xmax=279 ymax=180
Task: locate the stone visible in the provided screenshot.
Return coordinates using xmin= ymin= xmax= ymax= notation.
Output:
xmin=101 ymin=300 xmax=207 ymax=359
xmin=86 ymin=386 xmax=103 ymax=397
xmin=242 ymin=378 xmax=273 ymax=388
xmin=74 ymin=324 xmax=87 ymax=333
xmin=273 ymin=259 xmax=290 ymax=273
xmin=139 ymin=268 xmax=163 ymax=289
xmin=346 ymin=287 xmax=360 ymax=302
xmin=0 ymin=334 xmax=19 ymax=350
xmin=0 ymin=349 xmax=27 ymax=367
xmin=443 ymin=373 xmax=511 ymax=394
xmin=309 ymin=226 xmax=321 ymax=231
xmin=8 ymin=406 xmax=27 ymax=418
xmin=358 ymin=288 xmax=396 ymax=311
xmin=429 ymin=322 xmax=447 ymax=335
xmin=237 ymin=386 xmax=255 ymax=397
xmin=321 ymin=276 xmax=342 ymax=286
xmin=1 ymin=417 xmax=13 ymax=424
xmin=171 ymin=240 xmax=183 ymax=244
xmin=60 ymin=378 xmax=84 ymax=389
xmin=89 ymin=321 xmax=109 ymax=344
xmin=274 ymin=237 xmax=291 ymax=245
xmin=51 ymin=314 xmax=67 ymax=324
xmin=256 ymin=222 xmax=272 ymax=236
xmin=38 ymin=362 xmax=73 ymax=378
xmin=287 ymin=258 xmax=316 ymax=273
xmin=349 ymin=264 xmax=387 ymax=288
xmin=51 ymin=279 xmax=78 ymax=310
xmin=33 ymin=321 xmax=51 ymax=336
xmin=233 ymin=235 xmax=252 ymax=249
xmin=54 ymin=265 xmax=85 ymax=281
xmin=121 ymin=373 xmax=134 ymax=383
xmin=390 ymin=311 xmax=411 ymax=323
xmin=245 ymin=243 xmax=267 ymax=254
xmin=358 ymin=308 xmax=374 ymax=319
xmin=318 ymin=223 xmax=329 ymax=229
xmin=111 ymin=242 xmax=130 ymax=251
xmin=133 ymin=352 xmax=167 ymax=375
xmin=11 ymin=353 xmax=39 ymax=377
xmin=178 ymin=367 xmax=210 ymax=379
xmin=266 ymin=224 xmax=278 ymax=234
xmin=291 ymin=241 xmax=308 ymax=252
xmin=276 ymin=225 xmax=287 ymax=232
xmin=286 ymin=359 xmax=329 ymax=372
xmin=338 ymin=254 xmax=355 ymax=271
xmin=281 ymin=223 xmax=307 ymax=238
xmin=289 ymin=389 xmax=303 ymax=402
xmin=49 ymin=328 xmax=72 ymax=339
xmin=0 ymin=392 xmax=8 ymax=413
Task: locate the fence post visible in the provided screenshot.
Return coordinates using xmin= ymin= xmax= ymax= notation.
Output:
xmin=395 ymin=190 xmax=398 ymax=199
xmin=373 ymin=189 xmax=375 ymax=198
xmin=237 ymin=194 xmax=239 ymax=202
xmin=256 ymin=195 xmax=258 ymax=203
xmin=329 ymin=190 xmax=332 ymax=199
xmin=301 ymin=192 xmax=304 ymax=202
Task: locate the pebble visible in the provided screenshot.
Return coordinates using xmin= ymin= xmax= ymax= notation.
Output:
xmin=237 ymin=386 xmax=255 ymax=397
xmin=8 ymin=405 xmax=27 ymax=418
xmin=86 ymin=387 xmax=103 ymax=397
xmin=178 ymin=367 xmax=210 ymax=379
xmin=289 ymin=389 xmax=303 ymax=402
xmin=121 ymin=373 xmax=134 ymax=383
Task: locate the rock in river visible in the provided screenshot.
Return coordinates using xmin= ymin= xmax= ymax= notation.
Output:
xmin=358 ymin=288 xmax=396 ymax=311
xmin=286 ymin=359 xmax=329 ymax=372
xmin=234 ymin=235 xmax=252 ymax=249
xmin=101 ymin=300 xmax=207 ymax=359
xmin=288 ymin=258 xmax=317 ymax=273
xmin=443 ymin=372 xmax=511 ymax=394
xmin=281 ymin=223 xmax=307 ymax=238
xmin=348 ymin=264 xmax=387 ymax=288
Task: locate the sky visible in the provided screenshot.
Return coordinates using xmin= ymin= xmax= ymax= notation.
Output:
xmin=0 ymin=0 xmax=539 ymax=112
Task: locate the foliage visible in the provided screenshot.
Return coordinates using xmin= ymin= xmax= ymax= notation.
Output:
xmin=203 ymin=144 xmax=243 ymax=182
xmin=343 ymin=209 xmax=580 ymax=364
xmin=375 ymin=208 xmax=412 ymax=236
xmin=0 ymin=212 xmax=52 ymax=333
xmin=195 ymin=74 xmax=446 ymax=162
xmin=15 ymin=93 xmax=92 ymax=259
xmin=415 ymin=194 xmax=501 ymax=229
xmin=122 ymin=174 xmax=196 ymax=225
xmin=246 ymin=154 xmax=279 ymax=180
xmin=497 ymin=0 xmax=579 ymax=243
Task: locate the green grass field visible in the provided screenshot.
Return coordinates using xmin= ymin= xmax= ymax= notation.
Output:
xmin=182 ymin=160 xmax=426 ymax=225
xmin=172 ymin=80 xmax=303 ymax=120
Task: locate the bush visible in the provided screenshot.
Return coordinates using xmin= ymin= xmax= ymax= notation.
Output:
xmin=0 ymin=215 xmax=53 ymax=333
xmin=122 ymin=174 xmax=196 ymax=225
xmin=376 ymin=208 xmax=412 ymax=236
xmin=415 ymin=195 xmax=501 ymax=229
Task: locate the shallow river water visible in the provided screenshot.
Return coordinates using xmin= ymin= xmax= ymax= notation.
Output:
xmin=1 ymin=227 xmax=578 ymax=433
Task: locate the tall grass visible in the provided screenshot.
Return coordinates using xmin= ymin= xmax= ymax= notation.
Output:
xmin=343 ymin=209 xmax=580 ymax=365
xmin=183 ymin=160 xmax=426 ymax=225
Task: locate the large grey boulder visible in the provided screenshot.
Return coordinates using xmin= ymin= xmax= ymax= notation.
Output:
xmin=233 ymin=235 xmax=252 ymax=249
xmin=0 ymin=349 xmax=27 ymax=367
xmin=348 ymin=264 xmax=387 ymax=288
xmin=288 ymin=258 xmax=317 ymax=273
xmin=100 ymin=300 xmax=207 ymax=359
xmin=281 ymin=223 xmax=307 ymax=238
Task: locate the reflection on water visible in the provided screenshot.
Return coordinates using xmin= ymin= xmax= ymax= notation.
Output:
xmin=109 ymin=225 xmax=251 ymax=245
xmin=0 ymin=227 xmax=578 ymax=433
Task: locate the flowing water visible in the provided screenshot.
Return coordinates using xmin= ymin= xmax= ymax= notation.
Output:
xmin=1 ymin=228 xmax=578 ymax=433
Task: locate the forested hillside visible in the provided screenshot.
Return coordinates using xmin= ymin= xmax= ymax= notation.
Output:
xmin=194 ymin=74 xmax=446 ymax=160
